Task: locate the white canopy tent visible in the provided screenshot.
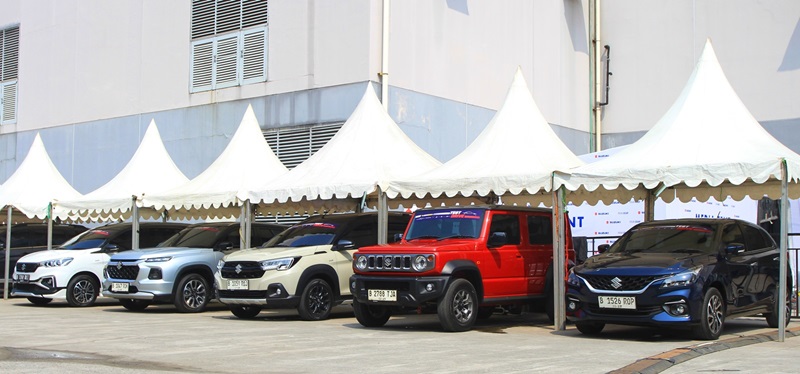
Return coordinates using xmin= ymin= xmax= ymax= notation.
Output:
xmin=245 ymin=85 xmax=442 ymax=242
xmin=0 ymin=133 xmax=83 ymax=298
xmin=385 ymin=67 xmax=584 ymax=205
xmin=144 ymin=105 xmax=289 ymax=248
xmin=55 ymin=120 xmax=189 ymax=222
xmin=554 ymin=40 xmax=800 ymax=340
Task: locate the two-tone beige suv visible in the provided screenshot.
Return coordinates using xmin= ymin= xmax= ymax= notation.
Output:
xmin=214 ymin=212 xmax=410 ymax=320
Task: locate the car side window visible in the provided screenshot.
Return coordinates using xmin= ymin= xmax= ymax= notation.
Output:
xmin=741 ymin=224 xmax=770 ymax=252
xmin=720 ymin=223 xmax=745 ymax=252
xmin=139 ymin=228 xmax=183 ymax=248
xmin=339 ymin=222 xmax=378 ymax=249
xmin=527 ymin=215 xmax=552 ymax=245
xmin=251 ymin=227 xmax=279 ymax=247
xmin=489 ymin=214 xmax=521 ymax=245
xmin=109 ymin=232 xmax=133 ymax=251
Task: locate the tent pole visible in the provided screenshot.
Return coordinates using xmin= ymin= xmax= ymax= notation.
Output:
xmin=779 ymin=160 xmax=789 ymax=342
xmin=3 ymin=206 xmax=11 ymax=299
xmin=132 ymin=196 xmax=140 ymax=250
xmin=377 ymin=188 xmax=388 ymax=245
xmin=47 ymin=202 xmax=53 ymax=250
xmin=241 ymin=200 xmax=252 ymax=249
xmin=644 ymin=189 xmax=656 ymax=222
xmin=552 ymin=188 xmax=566 ymax=330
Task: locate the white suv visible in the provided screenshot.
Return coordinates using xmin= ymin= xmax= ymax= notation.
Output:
xmin=12 ymin=223 xmax=186 ymax=307
xmin=215 ymin=212 xmax=410 ymax=320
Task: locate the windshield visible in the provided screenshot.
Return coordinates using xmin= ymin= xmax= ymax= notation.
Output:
xmin=59 ymin=229 xmax=113 ymax=250
xmin=263 ymin=222 xmax=338 ymax=248
xmin=159 ymin=226 xmax=224 ymax=248
xmin=608 ymin=224 xmax=716 ymax=254
xmin=405 ymin=209 xmax=484 ymax=240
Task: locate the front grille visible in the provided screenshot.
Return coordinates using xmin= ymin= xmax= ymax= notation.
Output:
xmin=218 ymin=290 xmax=268 ymax=299
xmin=581 ymin=275 xmax=662 ymax=292
xmin=586 ymin=304 xmax=662 ymax=317
xmin=13 ymin=282 xmax=55 ymax=293
xmin=362 ymin=254 xmax=414 ymax=271
xmin=106 ymin=265 xmax=140 ymax=280
xmin=16 ymin=262 xmax=39 ymax=273
xmin=221 ymin=262 xmax=265 ymax=279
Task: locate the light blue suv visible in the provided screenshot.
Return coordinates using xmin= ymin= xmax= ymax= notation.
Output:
xmin=103 ymin=222 xmax=285 ymax=313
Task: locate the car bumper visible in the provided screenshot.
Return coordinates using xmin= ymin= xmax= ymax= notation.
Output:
xmin=216 ymin=282 xmax=300 ymax=308
xmin=565 ymin=286 xmax=701 ymax=328
xmin=11 ymin=273 xmax=67 ymax=299
xmin=349 ymin=274 xmax=451 ymax=307
xmin=102 ymin=279 xmax=176 ymax=302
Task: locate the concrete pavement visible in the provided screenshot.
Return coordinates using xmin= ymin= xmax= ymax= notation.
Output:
xmin=0 ymin=297 xmax=796 ymax=373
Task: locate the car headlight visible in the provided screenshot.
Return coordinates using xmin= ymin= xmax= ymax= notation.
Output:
xmin=412 ymin=255 xmax=435 ymax=272
xmin=661 ymin=266 xmax=703 ymax=288
xmin=217 ymin=260 xmax=225 ymax=271
xmin=42 ymin=257 xmax=73 ymax=267
xmin=260 ymin=257 xmax=296 ymax=271
xmin=355 ymin=255 xmax=368 ymax=271
xmin=145 ymin=256 xmax=172 ymax=263
xmin=567 ymin=268 xmax=582 ymax=288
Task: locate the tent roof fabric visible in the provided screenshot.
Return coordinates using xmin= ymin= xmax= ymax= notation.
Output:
xmin=554 ymin=39 xmax=800 ymax=204
xmin=246 ymin=85 xmax=442 ymax=214
xmin=385 ymin=68 xmax=584 ymax=206
xmin=0 ymin=134 xmax=82 ymax=220
xmin=143 ymin=105 xmax=288 ymax=219
xmin=55 ymin=120 xmax=189 ymax=220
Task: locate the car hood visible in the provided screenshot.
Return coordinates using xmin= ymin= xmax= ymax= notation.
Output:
xmin=18 ymin=248 xmax=100 ymax=262
xmin=223 ymin=244 xmax=333 ymax=262
xmin=575 ymin=252 xmax=715 ymax=276
xmin=357 ymin=240 xmax=479 ymax=254
xmin=110 ymin=247 xmax=213 ymax=261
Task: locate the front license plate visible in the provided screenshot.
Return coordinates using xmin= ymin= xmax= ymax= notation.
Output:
xmin=16 ymin=274 xmax=29 ymax=282
xmin=227 ymin=279 xmax=249 ymax=290
xmin=368 ymin=289 xmax=397 ymax=302
xmin=111 ymin=282 xmax=130 ymax=293
xmin=598 ymin=295 xmax=636 ymax=309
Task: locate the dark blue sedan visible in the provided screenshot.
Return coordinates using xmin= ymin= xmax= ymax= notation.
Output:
xmin=566 ymin=218 xmax=790 ymax=340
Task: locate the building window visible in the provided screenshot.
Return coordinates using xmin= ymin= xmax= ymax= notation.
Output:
xmin=190 ymin=0 xmax=268 ymax=93
xmin=1 ymin=25 xmax=19 ymax=125
xmin=264 ymin=123 xmax=343 ymax=169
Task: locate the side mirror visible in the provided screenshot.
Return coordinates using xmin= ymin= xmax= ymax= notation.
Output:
xmin=389 ymin=233 xmax=403 ymax=243
xmin=105 ymin=244 xmax=120 ymax=252
xmin=215 ymin=242 xmax=234 ymax=251
xmin=725 ymin=243 xmax=745 ymax=255
xmin=597 ymin=244 xmax=610 ymax=254
xmin=335 ymin=239 xmax=355 ymax=250
xmin=487 ymin=232 xmax=508 ymax=248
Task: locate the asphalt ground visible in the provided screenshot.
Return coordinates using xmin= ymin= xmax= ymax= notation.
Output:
xmin=0 ymin=297 xmax=797 ymax=373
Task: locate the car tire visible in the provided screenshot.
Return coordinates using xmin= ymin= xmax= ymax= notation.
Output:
xmin=437 ymin=278 xmax=478 ymax=332
xmin=352 ymin=299 xmax=391 ymax=327
xmin=765 ymin=286 xmax=791 ymax=328
xmin=575 ymin=321 xmax=605 ymax=335
xmin=120 ymin=299 xmax=151 ymax=311
xmin=230 ymin=305 xmax=262 ymax=319
xmin=66 ymin=274 xmax=99 ymax=307
xmin=27 ymin=297 xmax=52 ymax=306
xmin=693 ymin=287 xmax=725 ymax=340
xmin=298 ymin=278 xmax=333 ymax=321
xmin=174 ymin=273 xmax=210 ymax=313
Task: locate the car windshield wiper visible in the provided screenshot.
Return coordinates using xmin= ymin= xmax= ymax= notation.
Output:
xmin=408 ymin=235 xmax=440 ymax=241
xmin=437 ymin=235 xmax=474 ymax=241
xmin=670 ymin=248 xmax=704 ymax=254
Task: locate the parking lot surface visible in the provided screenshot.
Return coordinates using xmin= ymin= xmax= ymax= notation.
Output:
xmin=0 ymin=298 xmax=796 ymax=373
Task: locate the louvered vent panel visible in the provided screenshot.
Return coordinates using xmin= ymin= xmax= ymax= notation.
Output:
xmin=191 ymin=0 xmax=215 ymax=39
xmin=242 ymin=29 xmax=266 ymax=81
xmin=191 ymin=41 xmax=213 ymax=90
xmin=2 ymin=26 xmax=19 ymax=81
xmin=264 ymin=123 xmax=342 ymax=169
xmin=215 ymin=36 xmax=239 ymax=86
xmin=216 ymin=1 xmax=241 ymax=34
xmin=243 ymin=0 xmax=268 ymax=27
xmin=2 ymin=82 xmax=17 ymax=123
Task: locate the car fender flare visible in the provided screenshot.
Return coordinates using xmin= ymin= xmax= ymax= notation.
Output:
xmin=441 ymin=260 xmax=483 ymax=301
xmin=296 ymin=264 xmax=340 ymax=297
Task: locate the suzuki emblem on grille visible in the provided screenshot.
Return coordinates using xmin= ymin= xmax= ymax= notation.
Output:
xmin=116 ymin=261 xmax=123 ymax=270
xmin=384 ymin=257 xmax=392 ymax=268
xmin=20 ymin=264 xmax=26 ymax=271
xmin=235 ymin=264 xmax=242 ymax=274
xmin=611 ymin=277 xmax=622 ymax=289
